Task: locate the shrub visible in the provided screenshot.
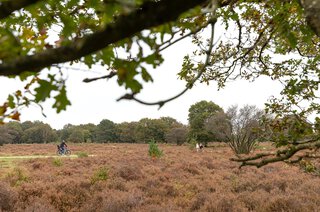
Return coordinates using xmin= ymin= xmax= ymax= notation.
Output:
xmin=53 ymin=158 xmax=63 ymax=167
xmin=148 ymin=139 xmax=163 ymax=158
xmin=77 ymin=152 xmax=89 ymax=158
xmin=91 ymin=167 xmax=109 ymax=184
xmin=116 ymin=165 xmax=143 ymax=181
xmin=0 ymin=182 xmax=17 ymax=211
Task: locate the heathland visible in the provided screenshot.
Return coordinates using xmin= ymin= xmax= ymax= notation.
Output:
xmin=1 ymin=143 xmax=320 ymax=211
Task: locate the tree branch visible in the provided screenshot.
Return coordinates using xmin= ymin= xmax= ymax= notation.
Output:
xmin=231 ymin=139 xmax=320 ymax=168
xmin=83 ymin=71 xmax=117 ymax=83
xmin=0 ymin=0 xmax=216 ymax=76
xmin=117 ymin=18 xmax=217 ymax=108
xmin=0 ymin=0 xmax=42 ymax=20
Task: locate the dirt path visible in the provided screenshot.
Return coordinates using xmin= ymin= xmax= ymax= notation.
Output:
xmin=0 ymin=155 xmax=79 ymax=159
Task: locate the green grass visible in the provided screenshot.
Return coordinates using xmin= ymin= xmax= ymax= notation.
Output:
xmin=76 ymin=152 xmax=89 ymax=158
xmin=53 ymin=158 xmax=63 ymax=167
xmin=6 ymin=167 xmax=29 ymax=186
xmin=90 ymin=167 xmax=109 ymax=184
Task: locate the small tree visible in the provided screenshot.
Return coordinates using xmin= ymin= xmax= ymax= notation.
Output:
xmin=148 ymin=139 xmax=163 ymax=158
xmin=206 ymin=105 xmax=264 ymax=154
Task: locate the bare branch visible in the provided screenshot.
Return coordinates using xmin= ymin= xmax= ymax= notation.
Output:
xmin=117 ymin=18 xmax=217 ymax=108
xmin=83 ymin=71 xmax=117 ymax=83
xmin=231 ymin=139 xmax=320 ymax=168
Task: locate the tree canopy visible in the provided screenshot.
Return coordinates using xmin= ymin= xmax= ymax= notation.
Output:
xmin=188 ymin=100 xmax=223 ymax=144
xmin=1 ymin=0 xmax=320 ymax=166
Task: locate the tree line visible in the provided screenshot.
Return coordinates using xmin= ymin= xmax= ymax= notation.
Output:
xmin=0 ymin=117 xmax=188 ymax=146
xmin=0 ymin=100 xmax=315 ymax=158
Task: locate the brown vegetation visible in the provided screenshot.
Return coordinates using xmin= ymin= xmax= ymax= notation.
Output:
xmin=0 ymin=143 xmax=320 ymax=211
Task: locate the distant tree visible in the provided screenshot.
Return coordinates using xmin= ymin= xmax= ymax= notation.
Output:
xmin=165 ymin=127 xmax=188 ymax=145
xmin=5 ymin=122 xmax=23 ymax=144
xmin=135 ymin=118 xmax=168 ymax=143
xmin=68 ymin=128 xmax=85 ymax=143
xmin=159 ymin=117 xmax=182 ymax=128
xmin=21 ymin=121 xmax=36 ymax=131
xmin=188 ymin=100 xmax=223 ymax=145
xmin=0 ymin=125 xmax=15 ymax=145
xmin=94 ymin=119 xmax=119 ymax=143
xmin=118 ymin=122 xmax=138 ymax=143
xmin=206 ymin=105 xmax=264 ymax=154
xmin=21 ymin=122 xmax=57 ymax=143
xmin=59 ymin=124 xmax=74 ymax=141
xmin=80 ymin=123 xmax=97 ymax=142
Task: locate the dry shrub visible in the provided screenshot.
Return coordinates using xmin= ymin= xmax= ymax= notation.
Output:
xmin=16 ymin=182 xmax=45 ymax=204
xmin=15 ymin=197 xmax=56 ymax=212
xmin=203 ymin=194 xmax=246 ymax=212
xmin=108 ymin=178 xmax=128 ymax=191
xmin=201 ymin=157 xmax=217 ymax=170
xmin=139 ymin=179 xmax=162 ymax=196
xmin=136 ymin=204 xmax=180 ymax=212
xmin=179 ymin=162 xmax=201 ymax=175
xmin=46 ymin=180 xmax=91 ymax=211
xmin=116 ymin=165 xmax=144 ymax=181
xmin=261 ymin=196 xmax=304 ymax=212
xmin=81 ymin=190 xmax=143 ymax=212
xmin=162 ymin=184 xmax=177 ymax=197
xmin=190 ymin=192 xmax=208 ymax=211
xmin=0 ymin=182 xmax=17 ymax=211
xmin=238 ymin=190 xmax=270 ymax=211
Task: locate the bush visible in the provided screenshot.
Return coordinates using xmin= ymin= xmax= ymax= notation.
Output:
xmin=148 ymin=139 xmax=163 ymax=158
xmin=91 ymin=167 xmax=109 ymax=184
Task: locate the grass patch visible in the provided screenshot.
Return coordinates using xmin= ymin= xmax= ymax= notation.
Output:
xmin=6 ymin=167 xmax=29 ymax=186
xmin=53 ymin=158 xmax=63 ymax=167
xmin=91 ymin=167 xmax=109 ymax=184
xmin=76 ymin=152 xmax=89 ymax=158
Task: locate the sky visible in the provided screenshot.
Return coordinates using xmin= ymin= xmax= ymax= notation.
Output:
xmin=0 ymin=25 xmax=284 ymax=130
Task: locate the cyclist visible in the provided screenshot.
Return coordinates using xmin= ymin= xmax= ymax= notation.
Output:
xmin=59 ymin=140 xmax=68 ymax=154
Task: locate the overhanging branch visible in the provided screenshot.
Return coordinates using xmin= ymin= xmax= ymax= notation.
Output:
xmin=231 ymin=139 xmax=320 ymax=168
xmin=0 ymin=0 xmax=212 ymax=76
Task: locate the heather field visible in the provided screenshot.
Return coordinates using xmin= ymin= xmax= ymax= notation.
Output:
xmin=1 ymin=143 xmax=320 ymax=212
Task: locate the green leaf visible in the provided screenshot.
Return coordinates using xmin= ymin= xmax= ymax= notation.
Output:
xmin=34 ymin=80 xmax=58 ymax=102
xmin=53 ymin=86 xmax=71 ymax=113
xmin=141 ymin=66 xmax=153 ymax=82
xmin=287 ymin=32 xmax=298 ymax=49
xmin=7 ymin=95 xmax=15 ymax=109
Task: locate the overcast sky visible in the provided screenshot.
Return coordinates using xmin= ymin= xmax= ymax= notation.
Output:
xmin=0 ymin=25 xmax=283 ymax=130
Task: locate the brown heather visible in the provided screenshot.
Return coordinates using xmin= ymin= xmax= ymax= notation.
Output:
xmin=0 ymin=143 xmax=320 ymax=211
